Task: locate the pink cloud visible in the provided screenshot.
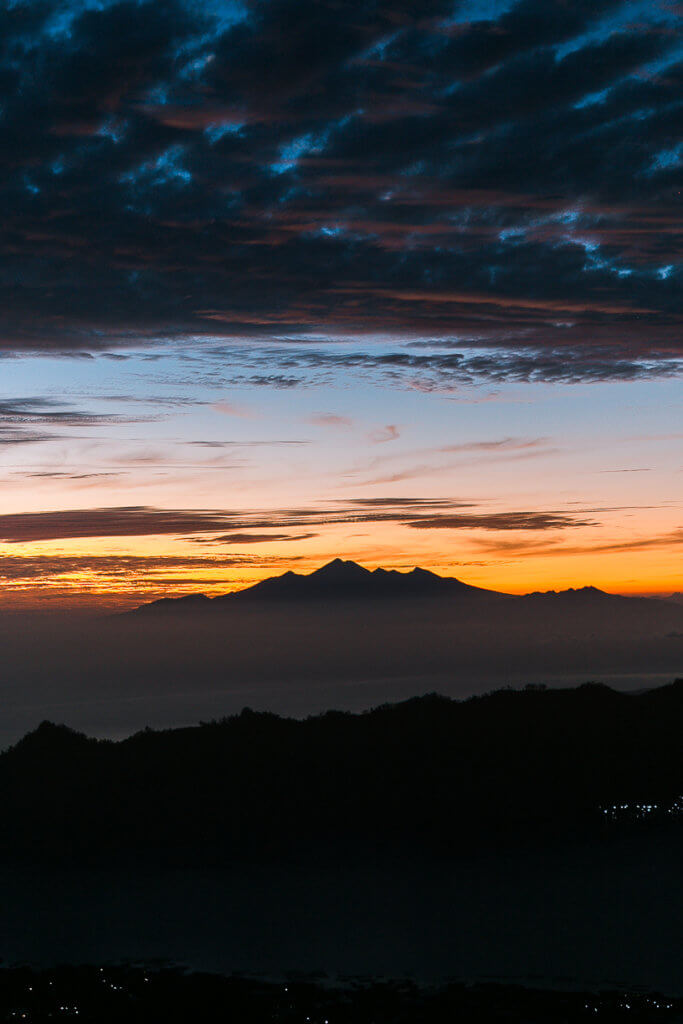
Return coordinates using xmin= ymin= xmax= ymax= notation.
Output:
xmin=369 ymin=424 xmax=401 ymax=443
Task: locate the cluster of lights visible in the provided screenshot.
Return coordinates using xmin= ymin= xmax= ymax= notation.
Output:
xmin=584 ymin=995 xmax=675 ymax=1014
xmin=601 ymin=796 xmax=683 ymax=822
xmin=4 ymin=974 xmax=681 ymax=1021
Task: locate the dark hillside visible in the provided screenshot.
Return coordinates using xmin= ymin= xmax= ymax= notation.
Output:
xmin=3 ymin=680 xmax=683 ymax=865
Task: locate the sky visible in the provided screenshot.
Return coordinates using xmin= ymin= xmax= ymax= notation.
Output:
xmin=0 ymin=0 xmax=680 ymax=608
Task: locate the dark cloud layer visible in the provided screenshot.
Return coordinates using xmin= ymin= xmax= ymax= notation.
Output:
xmin=0 ymin=0 xmax=680 ymax=380
xmin=0 ymin=553 xmax=244 ymax=581
xmin=0 ymin=396 xmax=155 ymax=446
xmin=469 ymin=525 xmax=683 ymax=558
xmin=0 ymin=499 xmax=596 ymax=544
xmin=205 ymin=341 xmax=683 ymax=388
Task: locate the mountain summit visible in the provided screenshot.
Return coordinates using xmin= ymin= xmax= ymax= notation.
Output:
xmin=309 ymin=558 xmax=373 ymax=584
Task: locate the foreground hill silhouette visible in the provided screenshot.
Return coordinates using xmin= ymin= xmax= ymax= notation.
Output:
xmin=1 ymin=966 xmax=679 ymax=1022
xmin=3 ymin=680 xmax=683 ymax=866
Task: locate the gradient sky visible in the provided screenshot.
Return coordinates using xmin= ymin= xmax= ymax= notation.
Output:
xmin=0 ymin=0 xmax=680 ymax=607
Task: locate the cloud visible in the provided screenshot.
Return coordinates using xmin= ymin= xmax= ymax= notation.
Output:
xmin=0 ymin=398 xmax=118 ymax=424
xmin=560 ymin=529 xmax=683 ymax=556
xmin=200 ymin=532 xmax=318 ymax=545
xmin=468 ymin=527 xmax=683 ymax=558
xmin=307 ymin=413 xmax=354 ymax=428
xmin=0 ymin=430 xmax=58 ymax=447
xmin=357 ymin=463 xmax=443 ymax=486
xmin=0 ymin=0 xmax=678 ymax=386
xmin=0 ymin=396 xmax=157 ymax=446
xmin=407 ymin=511 xmax=597 ymax=531
xmin=241 ymin=375 xmax=303 ymax=389
xmin=0 ymin=554 xmax=240 ymax=581
xmin=203 ymin=342 xmax=683 ymax=391
xmin=0 ymin=499 xmax=596 ymax=544
xmin=592 ymin=531 xmax=683 ymax=553
xmin=0 ymin=507 xmax=243 ymax=544
xmin=21 ymin=471 xmax=122 ymax=480
xmin=437 ymin=437 xmax=546 ymax=454
xmin=211 ymin=401 xmax=256 ymax=418
xmin=354 ymin=435 xmax=554 ymax=484
xmin=0 ymin=552 xmax=304 ymax=603
xmin=369 ymin=424 xmax=400 ymax=443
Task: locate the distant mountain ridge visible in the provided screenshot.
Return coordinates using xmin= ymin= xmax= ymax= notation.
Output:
xmin=130 ymin=558 xmax=676 ymax=615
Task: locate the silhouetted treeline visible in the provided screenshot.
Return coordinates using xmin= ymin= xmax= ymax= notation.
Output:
xmin=1 ymin=966 xmax=679 ymax=1023
xmin=2 ymin=680 xmax=683 ymax=865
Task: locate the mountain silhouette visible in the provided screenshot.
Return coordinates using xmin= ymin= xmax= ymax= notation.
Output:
xmin=130 ymin=559 xmax=679 ymax=618
xmin=132 ymin=559 xmax=509 ymax=613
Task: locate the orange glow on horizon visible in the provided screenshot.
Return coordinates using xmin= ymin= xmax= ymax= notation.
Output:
xmin=0 ymin=523 xmax=679 ymax=610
